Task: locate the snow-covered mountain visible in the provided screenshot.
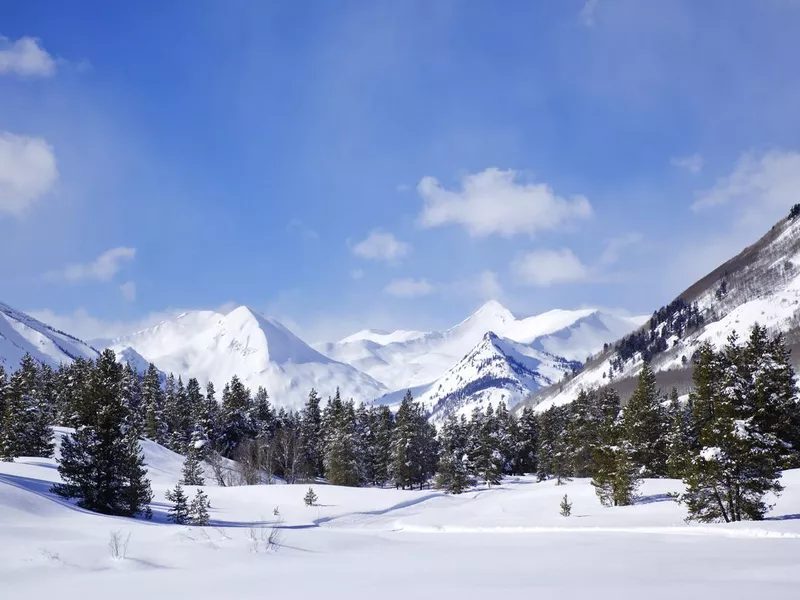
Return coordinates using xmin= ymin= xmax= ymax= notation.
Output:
xmin=105 ymin=305 xmax=387 ymax=409
xmin=0 ymin=301 xmax=100 ymax=371
xmin=527 ymin=209 xmax=800 ymax=413
xmin=421 ymin=332 xmax=581 ymax=423
xmin=317 ymin=300 xmax=644 ymax=394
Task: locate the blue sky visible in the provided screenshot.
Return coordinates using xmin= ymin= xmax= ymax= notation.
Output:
xmin=2 ymin=0 xmax=800 ymax=342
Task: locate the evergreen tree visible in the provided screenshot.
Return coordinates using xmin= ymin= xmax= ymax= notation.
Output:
xmin=469 ymin=405 xmax=504 ymax=486
xmin=665 ymin=388 xmax=692 ymax=479
xmin=435 ymin=413 xmax=475 ymax=493
xmin=166 ymin=482 xmax=190 ymax=524
xmin=0 ymin=364 xmax=16 ymax=461
xmin=250 ymin=386 xmax=275 ymax=440
xmin=560 ymin=493 xmax=572 ymax=517
xmin=220 ymin=376 xmax=253 ymax=455
xmin=567 ymin=389 xmax=603 ymax=477
xmin=142 ymin=363 xmax=167 ymax=444
xmin=299 ymin=388 xmax=323 ymax=480
xmin=389 ymin=391 xmax=437 ymax=489
xmin=591 ymin=391 xmax=639 ymax=507
xmin=121 ymin=362 xmax=145 ymax=436
xmin=370 ymin=405 xmax=394 ymax=486
xmin=620 ymin=362 xmax=668 ymax=477
xmin=323 ymin=393 xmax=361 ymax=487
xmin=304 ymin=486 xmax=318 ymax=506
xmin=512 ymin=406 xmax=538 ymax=475
xmin=681 ymin=331 xmax=788 ymax=522
xmin=194 ymin=381 xmax=220 ymax=447
xmin=189 ymin=489 xmax=211 ymax=526
xmin=181 ymin=444 xmax=206 ymax=486
xmin=53 ymin=349 xmax=153 ymax=517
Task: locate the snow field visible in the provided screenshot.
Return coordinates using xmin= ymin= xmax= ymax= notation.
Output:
xmin=1 ymin=435 xmax=799 ymax=599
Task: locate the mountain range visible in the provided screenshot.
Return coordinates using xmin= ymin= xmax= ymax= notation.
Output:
xmin=15 ymin=210 xmax=800 ymax=418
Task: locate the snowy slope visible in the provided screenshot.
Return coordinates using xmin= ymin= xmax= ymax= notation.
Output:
xmin=105 ymin=306 xmax=387 ymax=409
xmin=318 ymin=300 xmax=644 ymax=393
xmin=0 ymin=300 xmax=100 ymax=371
xmin=421 ymin=332 xmax=581 ymax=423
xmin=1 ymin=433 xmax=799 ymax=599
xmin=530 ymin=212 xmax=800 ymax=413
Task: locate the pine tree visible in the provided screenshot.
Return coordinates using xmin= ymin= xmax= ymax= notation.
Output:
xmin=121 ymin=362 xmax=145 ymax=436
xmin=0 ymin=364 xmax=15 ymax=461
xmin=250 ymin=386 xmax=275 ymax=440
xmin=513 ymin=406 xmax=538 ymax=475
xmin=304 ymin=486 xmax=318 ymax=506
xmin=591 ymin=392 xmax=639 ymax=507
xmin=220 ymin=376 xmax=253 ymax=455
xmin=435 ymin=413 xmax=475 ymax=494
xmin=370 ymin=405 xmax=394 ymax=486
xmin=665 ymin=388 xmax=692 ymax=479
xmin=681 ymin=331 xmax=789 ymax=522
xmin=194 ymin=381 xmax=220 ymax=447
xmin=189 ymin=489 xmax=211 ymax=526
xmin=470 ymin=405 xmax=504 ymax=486
xmin=181 ymin=444 xmax=206 ymax=486
xmin=560 ymin=493 xmax=572 ymax=517
xmin=620 ymin=362 xmax=668 ymax=477
xmin=166 ymin=482 xmax=190 ymax=524
xmin=53 ymin=349 xmax=153 ymax=517
xmin=299 ymin=388 xmax=323 ymax=480
xmin=142 ymin=363 xmax=167 ymax=444
xmin=323 ymin=393 xmax=361 ymax=487
xmin=567 ymin=389 xmax=603 ymax=477
xmin=389 ymin=391 xmax=437 ymax=490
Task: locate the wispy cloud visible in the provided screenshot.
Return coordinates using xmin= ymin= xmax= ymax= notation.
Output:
xmin=599 ymin=233 xmax=644 ymax=265
xmin=352 ymin=230 xmax=411 ymax=262
xmin=119 ymin=281 xmax=137 ymax=302
xmin=692 ymin=149 xmax=800 ymax=213
xmin=0 ymin=132 xmax=59 ymax=217
xmin=0 ymin=36 xmax=56 ymax=77
xmin=46 ymin=247 xmax=136 ymax=283
xmin=286 ymin=218 xmax=319 ymax=240
xmin=512 ymin=249 xmax=590 ymax=287
xmin=579 ymin=0 xmax=599 ymax=28
xmin=417 ymin=168 xmax=592 ymax=237
xmin=671 ymin=153 xmax=704 ymax=174
xmin=384 ymin=278 xmax=435 ymax=298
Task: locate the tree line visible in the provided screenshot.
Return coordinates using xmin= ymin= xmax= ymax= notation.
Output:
xmin=1 ymin=323 xmax=798 ymax=523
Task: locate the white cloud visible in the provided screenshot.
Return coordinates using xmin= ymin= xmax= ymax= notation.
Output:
xmin=579 ymin=0 xmax=599 ymax=27
xmin=0 ymin=36 xmax=56 ymax=77
xmin=512 ymin=249 xmax=590 ymax=287
xmin=384 ymin=278 xmax=435 ymax=298
xmin=692 ymin=150 xmax=800 ymax=215
xmin=46 ymin=247 xmax=136 ymax=283
xmin=350 ymin=268 xmax=365 ymax=280
xmin=671 ymin=153 xmax=704 ymax=174
xmin=352 ymin=230 xmax=411 ymax=262
xmin=27 ymin=307 xmax=179 ymax=342
xmin=417 ymin=168 xmax=592 ymax=237
xmin=599 ymin=233 xmax=644 ymax=265
xmin=119 ymin=281 xmax=136 ymax=302
xmin=0 ymin=132 xmax=59 ymax=216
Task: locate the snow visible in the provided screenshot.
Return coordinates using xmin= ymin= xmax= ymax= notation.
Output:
xmin=420 ymin=332 xmax=577 ymax=422
xmin=104 ymin=306 xmax=387 ymax=409
xmin=2 ymin=433 xmax=799 ymax=599
xmin=0 ymin=300 xmax=100 ymax=371
xmin=320 ymin=301 xmax=643 ymax=398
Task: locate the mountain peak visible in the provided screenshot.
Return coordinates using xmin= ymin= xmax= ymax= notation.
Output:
xmin=473 ymin=300 xmax=514 ymax=320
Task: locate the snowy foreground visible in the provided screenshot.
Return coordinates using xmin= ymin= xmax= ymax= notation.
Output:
xmin=2 ymin=438 xmax=799 ymax=599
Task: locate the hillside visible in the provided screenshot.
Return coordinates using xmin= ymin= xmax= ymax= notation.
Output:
xmin=525 ymin=210 xmax=800 ymax=412
xmin=0 ymin=301 xmax=100 ymax=371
